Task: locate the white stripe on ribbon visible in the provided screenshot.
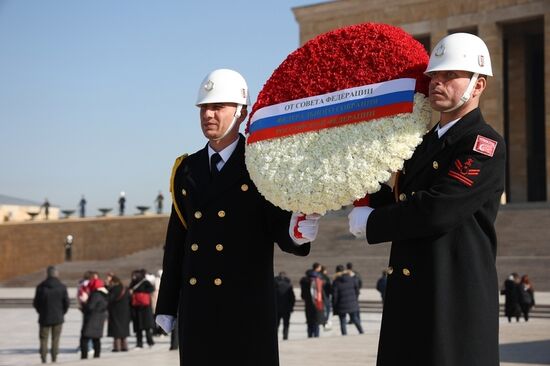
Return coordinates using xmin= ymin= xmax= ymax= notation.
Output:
xmin=250 ymin=78 xmax=416 ymax=126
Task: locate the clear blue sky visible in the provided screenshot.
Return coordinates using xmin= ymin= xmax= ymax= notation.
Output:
xmin=0 ymin=0 xmax=318 ymax=215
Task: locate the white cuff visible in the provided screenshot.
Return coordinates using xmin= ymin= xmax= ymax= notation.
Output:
xmin=348 ymin=206 xmax=374 ymax=242
xmin=155 ymin=314 xmax=176 ymax=333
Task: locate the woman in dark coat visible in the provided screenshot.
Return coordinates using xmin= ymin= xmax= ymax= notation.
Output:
xmin=501 ymin=273 xmax=521 ymax=322
xmin=107 ymin=275 xmax=131 ymax=351
xmin=80 ymin=278 xmax=108 ymax=359
xmin=129 ymin=269 xmax=155 ymax=348
xmin=332 ymin=265 xmax=364 ymax=335
xmin=519 ymin=274 xmax=535 ymax=321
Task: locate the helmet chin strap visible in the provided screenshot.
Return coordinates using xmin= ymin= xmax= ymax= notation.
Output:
xmin=443 ymin=73 xmax=479 ymax=113
xmin=212 ymin=104 xmax=243 ymax=142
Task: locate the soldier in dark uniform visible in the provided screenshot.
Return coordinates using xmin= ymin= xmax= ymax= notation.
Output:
xmin=348 ymin=33 xmax=505 ymax=366
xmin=155 ymin=68 xmax=320 ymax=366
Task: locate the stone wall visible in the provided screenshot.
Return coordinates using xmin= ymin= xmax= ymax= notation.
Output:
xmin=0 ymin=215 xmax=169 ymax=281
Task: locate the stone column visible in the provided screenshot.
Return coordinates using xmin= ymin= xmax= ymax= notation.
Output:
xmin=479 ymin=22 xmax=504 ymax=137
xmin=506 ymin=34 xmax=528 ymax=202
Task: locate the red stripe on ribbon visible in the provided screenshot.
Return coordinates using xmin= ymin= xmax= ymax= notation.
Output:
xmin=448 ymin=170 xmax=473 ymax=187
xmin=247 ymin=102 xmax=413 ymax=144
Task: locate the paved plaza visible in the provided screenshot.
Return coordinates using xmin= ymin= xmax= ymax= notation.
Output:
xmin=0 ymin=288 xmax=549 ymax=366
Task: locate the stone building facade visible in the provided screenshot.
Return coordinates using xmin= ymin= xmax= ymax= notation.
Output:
xmin=293 ymin=0 xmax=549 ymax=203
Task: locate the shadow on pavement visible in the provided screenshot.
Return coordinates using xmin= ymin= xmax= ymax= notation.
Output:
xmin=0 ymin=347 xmax=77 ymax=355
xmin=500 ymin=339 xmax=550 ymax=364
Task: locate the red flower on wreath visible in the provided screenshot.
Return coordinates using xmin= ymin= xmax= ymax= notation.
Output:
xmin=247 ymin=23 xmax=429 ymax=133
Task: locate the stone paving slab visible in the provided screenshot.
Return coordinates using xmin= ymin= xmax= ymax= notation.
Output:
xmin=1 ymin=305 xmax=549 ymax=366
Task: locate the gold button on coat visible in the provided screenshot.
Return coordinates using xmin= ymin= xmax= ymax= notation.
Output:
xmin=386 ymin=266 xmax=394 ymax=275
xmin=214 ymin=278 xmax=222 ymax=286
xmin=399 ymin=193 xmax=407 ymax=202
xmin=403 ymin=268 xmax=411 ymax=276
xmin=218 ymin=210 xmax=225 ymax=218
xmin=215 ymin=244 xmax=224 ymax=252
xmin=189 ymin=277 xmax=197 ymax=285
xmin=181 ymin=188 xmax=187 ymax=196
xmin=433 ymin=161 xmax=439 ymax=169
xmin=194 ymin=211 xmax=202 ymax=219
xmin=241 ymin=184 xmax=249 ymax=191
xmin=191 ymin=243 xmax=199 ymax=251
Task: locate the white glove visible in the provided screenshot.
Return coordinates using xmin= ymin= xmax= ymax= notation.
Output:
xmin=348 ymin=206 xmax=374 ymax=239
xmin=289 ymin=212 xmax=322 ymax=244
xmin=156 ymin=314 xmax=176 ymax=333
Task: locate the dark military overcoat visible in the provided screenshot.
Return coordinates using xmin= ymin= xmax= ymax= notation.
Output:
xmin=367 ymin=108 xmax=505 ymax=366
xmin=155 ymin=134 xmax=310 ymax=366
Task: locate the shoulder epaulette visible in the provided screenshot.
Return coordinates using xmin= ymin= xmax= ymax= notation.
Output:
xmin=170 ymin=154 xmax=188 ymax=229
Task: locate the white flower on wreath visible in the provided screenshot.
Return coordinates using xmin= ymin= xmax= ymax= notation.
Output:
xmin=245 ymin=93 xmax=431 ymax=215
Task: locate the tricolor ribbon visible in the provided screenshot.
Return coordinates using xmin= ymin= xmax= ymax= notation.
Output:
xmin=247 ymin=78 xmax=416 ymax=144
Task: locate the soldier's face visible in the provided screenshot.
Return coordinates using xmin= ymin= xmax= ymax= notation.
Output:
xmin=427 ymin=70 xmax=472 ymax=112
xmin=199 ymin=102 xmax=240 ymax=140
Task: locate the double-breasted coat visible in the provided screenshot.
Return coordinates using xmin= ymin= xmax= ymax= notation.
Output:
xmin=367 ymin=108 xmax=505 ymax=366
xmin=155 ymin=134 xmax=310 ymax=366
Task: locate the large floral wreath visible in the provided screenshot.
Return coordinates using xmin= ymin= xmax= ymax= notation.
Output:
xmin=245 ymin=23 xmax=431 ymax=214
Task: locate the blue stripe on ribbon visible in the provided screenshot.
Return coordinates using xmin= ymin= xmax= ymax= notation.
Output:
xmin=249 ymin=90 xmax=414 ymax=133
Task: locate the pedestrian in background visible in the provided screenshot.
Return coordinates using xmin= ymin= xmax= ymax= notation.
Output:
xmin=33 ymin=266 xmax=70 ymax=364
xmin=319 ymin=265 xmax=333 ymax=330
xmin=77 ymin=271 xmax=93 ymax=309
xmin=155 ymin=191 xmax=164 ymax=214
xmin=274 ymin=271 xmax=295 ymax=340
xmin=107 ymin=275 xmax=131 ymax=352
xmin=78 ymin=195 xmax=86 ymax=218
xmin=376 ymin=269 xmax=388 ymax=303
xmin=80 ymin=278 xmax=108 ymax=359
xmin=300 ymin=263 xmax=325 ymax=338
xmin=129 ymin=269 xmax=155 ymax=348
xmin=76 ymin=270 xmax=97 ymax=353
xmin=332 ymin=265 xmax=363 ymax=336
xmin=519 ymin=274 xmax=535 ymax=321
xmin=501 ymin=273 xmax=521 ymax=322
xmin=41 ymin=198 xmax=50 ymax=220
xmin=345 ymin=262 xmax=362 ymax=324
xmin=118 ymin=192 xmax=126 ymax=216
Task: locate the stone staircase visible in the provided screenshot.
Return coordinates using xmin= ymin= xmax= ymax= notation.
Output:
xmin=1 ymin=203 xmax=548 ymax=294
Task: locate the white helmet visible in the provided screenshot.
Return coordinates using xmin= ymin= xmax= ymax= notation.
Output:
xmin=426 ymin=33 xmax=492 ymax=112
xmin=425 ymin=33 xmax=492 ymax=76
xmin=196 ymin=68 xmax=250 ymax=106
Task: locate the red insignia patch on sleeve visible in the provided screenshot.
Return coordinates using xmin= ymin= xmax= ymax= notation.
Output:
xmin=473 ymin=135 xmax=497 ymax=157
xmin=448 ymin=158 xmax=480 ymax=187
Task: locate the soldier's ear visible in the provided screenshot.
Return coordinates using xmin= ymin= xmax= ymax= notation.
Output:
xmin=472 ymin=76 xmax=486 ymax=98
xmin=236 ymin=107 xmax=248 ymax=125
